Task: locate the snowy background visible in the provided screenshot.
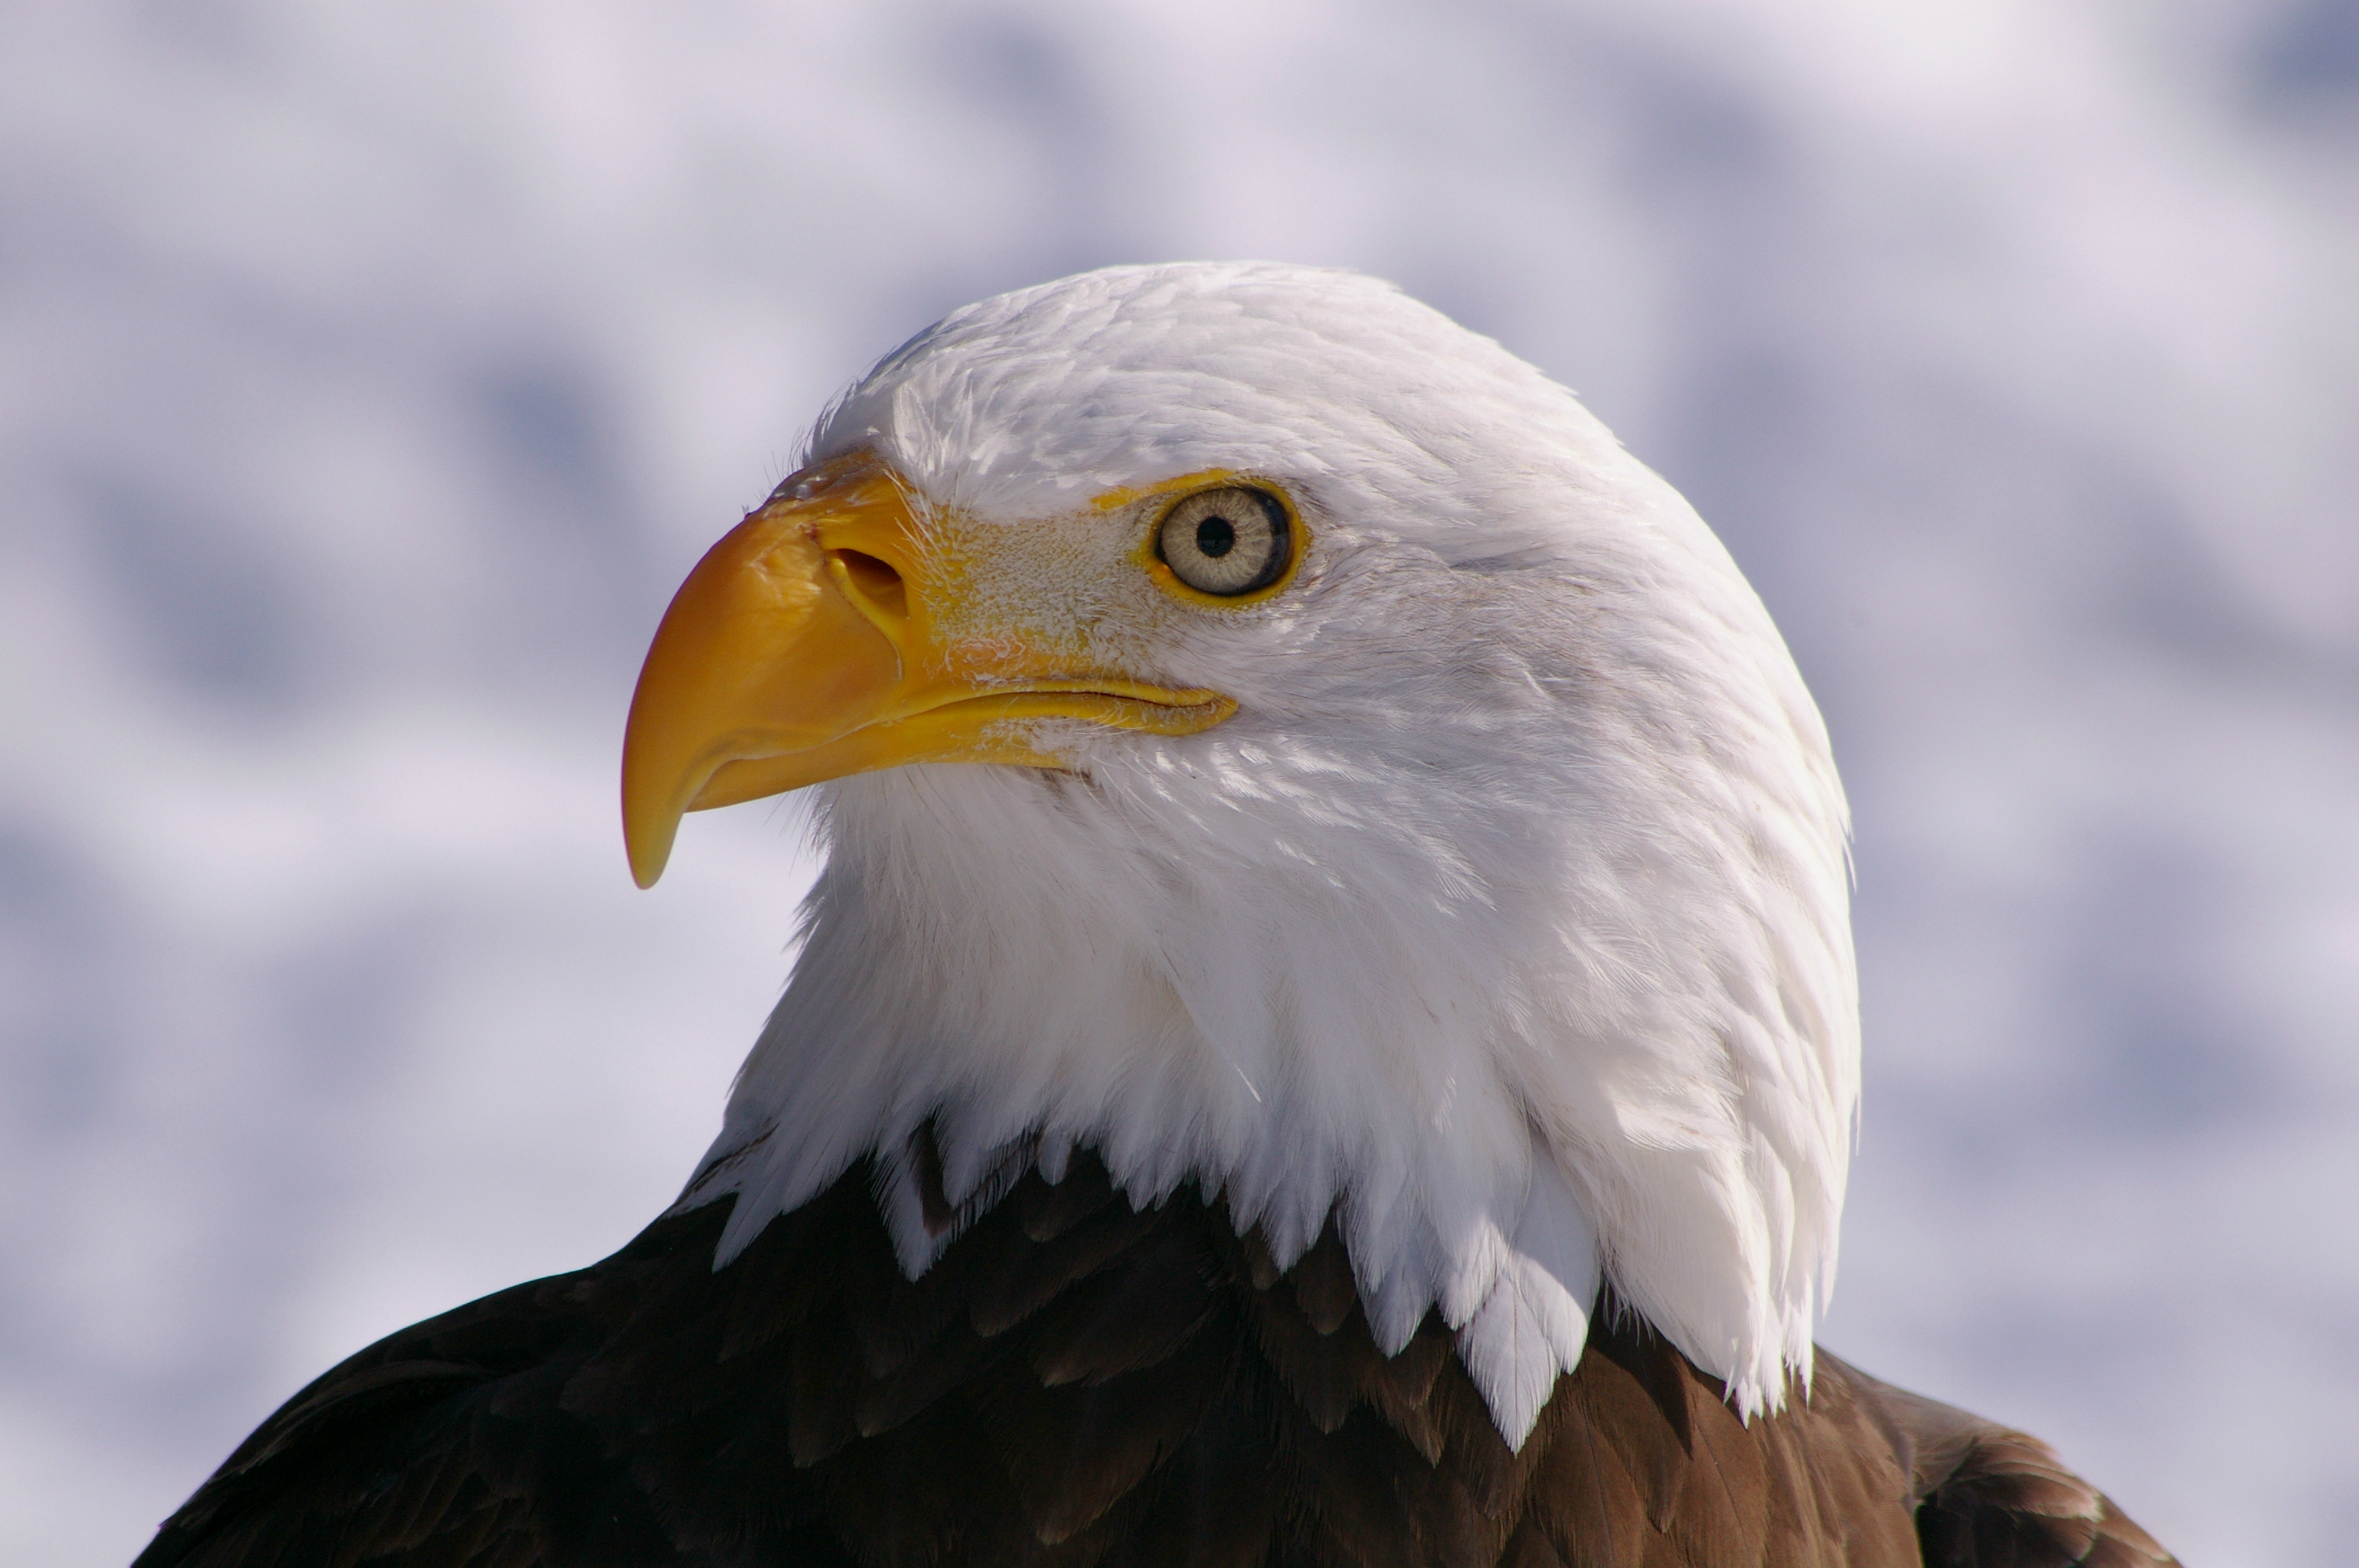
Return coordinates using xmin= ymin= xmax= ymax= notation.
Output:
xmin=4 ymin=2 xmax=2354 ymax=1563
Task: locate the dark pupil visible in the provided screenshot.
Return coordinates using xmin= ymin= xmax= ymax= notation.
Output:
xmin=1194 ymin=515 xmax=1237 ymax=557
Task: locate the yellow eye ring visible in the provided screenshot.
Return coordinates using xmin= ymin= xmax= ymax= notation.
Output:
xmin=1132 ymin=479 xmax=1307 ymax=608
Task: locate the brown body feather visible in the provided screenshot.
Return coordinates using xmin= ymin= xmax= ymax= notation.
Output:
xmin=134 ymin=1151 xmax=2175 ymax=1568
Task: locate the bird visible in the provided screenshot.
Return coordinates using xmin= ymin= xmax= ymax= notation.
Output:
xmin=135 ymin=262 xmax=2175 ymax=1567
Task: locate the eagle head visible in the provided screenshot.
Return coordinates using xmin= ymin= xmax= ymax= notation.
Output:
xmin=622 ymin=262 xmax=1855 ymax=1440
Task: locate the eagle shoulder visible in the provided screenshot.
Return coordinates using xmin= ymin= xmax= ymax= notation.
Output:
xmin=1823 ymin=1352 xmax=2179 ymax=1567
xmin=136 ymin=1152 xmax=2165 ymax=1568
xmin=130 ymin=1202 xmax=786 ymax=1566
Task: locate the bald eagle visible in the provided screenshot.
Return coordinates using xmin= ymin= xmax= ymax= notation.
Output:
xmin=136 ymin=264 xmax=2173 ymax=1567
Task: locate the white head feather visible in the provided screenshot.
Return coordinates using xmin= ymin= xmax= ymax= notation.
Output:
xmin=675 ymin=262 xmax=1857 ymax=1442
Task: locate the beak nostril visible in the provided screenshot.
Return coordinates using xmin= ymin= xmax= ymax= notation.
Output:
xmin=830 ymin=549 xmax=908 ymax=624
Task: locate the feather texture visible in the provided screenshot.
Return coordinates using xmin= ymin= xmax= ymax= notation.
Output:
xmin=136 ymin=263 xmax=2175 ymax=1564
xmin=136 ymin=1149 xmax=2171 ymax=1567
xmin=696 ymin=263 xmax=1856 ymax=1425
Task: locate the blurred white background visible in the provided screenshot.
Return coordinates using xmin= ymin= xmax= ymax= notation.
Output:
xmin=3 ymin=2 xmax=2354 ymax=1563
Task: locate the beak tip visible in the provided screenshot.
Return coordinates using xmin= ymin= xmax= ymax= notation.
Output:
xmin=623 ymin=795 xmax=678 ymax=890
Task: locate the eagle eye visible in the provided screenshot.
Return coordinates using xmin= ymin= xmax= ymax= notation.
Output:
xmin=1155 ymin=486 xmax=1292 ymax=597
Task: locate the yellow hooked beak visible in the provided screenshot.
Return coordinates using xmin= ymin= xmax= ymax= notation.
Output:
xmin=620 ymin=456 xmax=1235 ymax=887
